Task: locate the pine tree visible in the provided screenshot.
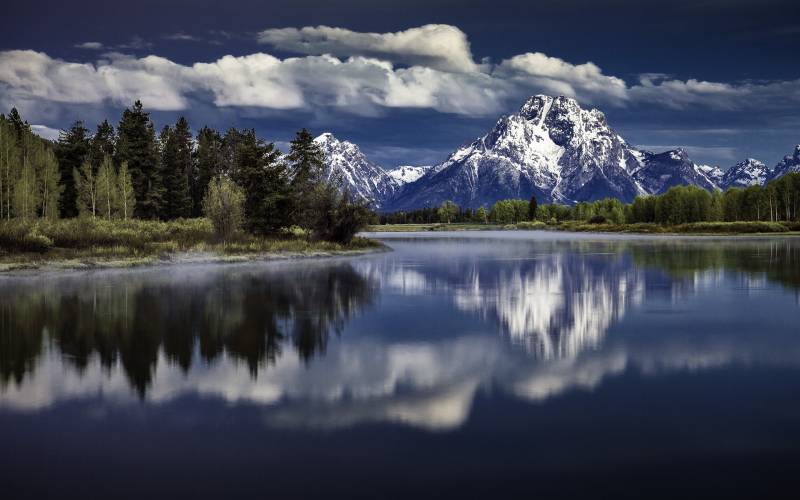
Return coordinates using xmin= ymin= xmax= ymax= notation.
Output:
xmin=74 ymin=160 xmax=97 ymax=217
xmin=287 ymin=128 xmax=326 ymax=230
xmin=96 ymin=155 xmax=118 ymax=220
xmin=528 ymin=195 xmax=538 ymax=221
xmin=2 ymin=111 xmax=25 ymax=219
xmin=160 ymin=117 xmax=193 ymax=220
xmin=230 ymin=129 xmax=288 ymax=233
xmin=90 ymin=120 xmax=115 ymax=172
xmin=116 ymin=101 xmax=162 ymax=219
xmin=194 ymin=126 xmax=223 ymax=216
xmin=55 ymin=121 xmax=90 ymax=218
xmin=117 ymin=161 xmax=136 ymax=220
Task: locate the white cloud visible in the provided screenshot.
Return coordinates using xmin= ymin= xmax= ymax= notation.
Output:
xmin=0 ymin=50 xmax=187 ymax=110
xmin=75 ymin=42 xmax=104 ymax=50
xmin=258 ymin=24 xmax=479 ymax=73
xmin=496 ymin=52 xmax=629 ymax=105
xmin=3 ymin=24 xmax=800 ymax=122
xmin=30 ymin=124 xmax=61 ymax=141
xmin=0 ymin=49 xmax=506 ymax=117
xmin=628 ymin=73 xmax=800 ymax=110
xmin=164 ymin=32 xmax=200 ymax=42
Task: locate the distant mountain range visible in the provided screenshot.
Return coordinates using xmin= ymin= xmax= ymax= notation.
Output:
xmin=315 ymin=95 xmax=800 ymax=211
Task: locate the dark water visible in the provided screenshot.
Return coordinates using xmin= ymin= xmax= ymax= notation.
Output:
xmin=2 ymin=231 xmax=800 ymax=499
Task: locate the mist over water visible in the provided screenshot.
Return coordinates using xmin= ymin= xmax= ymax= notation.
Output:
xmin=2 ymin=232 xmax=800 ymax=498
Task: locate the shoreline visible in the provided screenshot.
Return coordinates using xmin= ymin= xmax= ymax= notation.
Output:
xmin=366 ymin=222 xmax=800 ymax=237
xmin=0 ymin=245 xmax=389 ymax=275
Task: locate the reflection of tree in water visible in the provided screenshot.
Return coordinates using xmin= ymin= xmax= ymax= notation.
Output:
xmin=630 ymin=239 xmax=800 ymax=292
xmin=0 ymin=263 xmax=374 ymax=396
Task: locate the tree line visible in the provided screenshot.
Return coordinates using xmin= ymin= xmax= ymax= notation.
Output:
xmin=0 ymin=102 xmax=370 ymax=243
xmin=382 ymin=178 xmax=800 ymax=226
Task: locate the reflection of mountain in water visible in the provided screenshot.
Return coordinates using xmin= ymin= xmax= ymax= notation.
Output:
xmin=453 ymin=254 xmax=643 ymax=359
xmin=0 ymin=263 xmax=375 ymax=396
xmin=2 ymin=237 xmax=800 ymax=431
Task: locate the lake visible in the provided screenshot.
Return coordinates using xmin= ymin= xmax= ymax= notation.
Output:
xmin=1 ymin=231 xmax=800 ymax=498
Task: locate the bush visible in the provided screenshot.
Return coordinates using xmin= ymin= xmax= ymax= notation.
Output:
xmin=516 ymin=221 xmax=547 ymax=230
xmin=674 ymin=221 xmax=789 ymax=233
xmin=588 ymin=215 xmax=607 ymax=224
xmin=203 ymin=176 xmax=245 ymax=241
xmin=0 ymin=218 xmax=214 ymax=253
xmin=0 ymin=221 xmax=53 ymax=253
xmin=311 ymin=187 xmax=372 ymax=244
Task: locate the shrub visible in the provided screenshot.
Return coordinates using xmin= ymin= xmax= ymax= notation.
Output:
xmin=516 ymin=221 xmax=547 ymax=230
xmin=203 ymin=176 xmax=246 ymax=241
xmin=588 ymin=215 xmax=607 ymax=224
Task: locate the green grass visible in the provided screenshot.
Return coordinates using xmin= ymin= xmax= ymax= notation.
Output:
xmin=0 ymin=218 xmax=381 ymax=270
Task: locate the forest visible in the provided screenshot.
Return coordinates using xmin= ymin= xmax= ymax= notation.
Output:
xmin=0 ymin=102 xmax=372 ymax=256
xmin=379 ymin=179 xmax=800 ymax=231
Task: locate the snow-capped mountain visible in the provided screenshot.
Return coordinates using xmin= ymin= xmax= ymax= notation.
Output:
xmin=696 ymin=164 xmax=724 ymax=185
xmin=386 ymin=95 xmax=738 ymax=211
xmin=770 ymin=145 xmax=800 ymax=180
xmin=631 ymin=149 xmax=721 ymax=194
xmin=389 ymin=95 xmax=648 ymax=210
xmin=386 ymin=165 xmax=432 ymax=185
xmin=312 ymin=104 xmax=798 ymax=212
xmin=313 ymin=133 xmax=397 ymax=207
xmin=719 ymin=158 xmax=771 ymax=189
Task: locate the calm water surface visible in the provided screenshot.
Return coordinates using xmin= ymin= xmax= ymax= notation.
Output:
xmin=2 ymin=231 xmax=800 ymax=498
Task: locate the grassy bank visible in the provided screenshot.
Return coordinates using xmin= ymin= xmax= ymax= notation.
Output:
xmin=366 ymin=220 xmax=800 ymax=235
xmin=0 ymin=218 xmax=382 ymax=272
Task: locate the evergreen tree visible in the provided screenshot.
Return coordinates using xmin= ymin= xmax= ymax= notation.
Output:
xmin=287 ymin=128 xmax=326 ymax=229
xmin=528 ymin=195 xmax=538 ymax=221
xmin=194 ymin=126 xmax=224 ymax=216
xmin=160 ymin=117 xmax=193 ymax=220
xmin=89 ymin=120 xmax=115 ymax=172
xmin=116 ymin=101 xmax=162 ymax=219
xmin=55 ymin=121 xmax=90 ymax=218
xmin=230 ymin=129 xmax=288 ymax=233
xmin=117 ymin=161 xmax=136 ymax=220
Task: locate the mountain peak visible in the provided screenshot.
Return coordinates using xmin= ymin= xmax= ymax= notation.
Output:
xmin=314 ymin=132 xmax=338 ymax=144
xmin=519 ymin=94 xmax=584 ymax=123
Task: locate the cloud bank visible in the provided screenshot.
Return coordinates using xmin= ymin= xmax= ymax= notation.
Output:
xmin=2 ymin=24 xmax=800 ymax=121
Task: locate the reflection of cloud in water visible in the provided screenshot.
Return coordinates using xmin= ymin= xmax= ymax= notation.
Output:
xmin=6 ymin=329 xmax=800 ymax=432
xmin=3 ymin=237 xmax=800 ymax=432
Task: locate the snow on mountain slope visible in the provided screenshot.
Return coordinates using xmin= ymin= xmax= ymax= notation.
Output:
xmin=386 ymin=165 xmax=432 ymax=185
xmin=771 ymin=145 xmax=800 ymax=180
xmin=388 ymin=95 xmax=647 ymax=210
xmin=696 ymin=164 xmax=724 ymax=185
xmin=719 ymin=158 xmax=771 ymax=189
xmin=313 ymin=132 xmax=399 ymax=208
xmin=631 ymin=149 xmax=720 ymax=194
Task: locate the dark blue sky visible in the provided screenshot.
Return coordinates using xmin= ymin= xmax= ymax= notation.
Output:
xmin=2 ymin=0 xmax=799 ymax=168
